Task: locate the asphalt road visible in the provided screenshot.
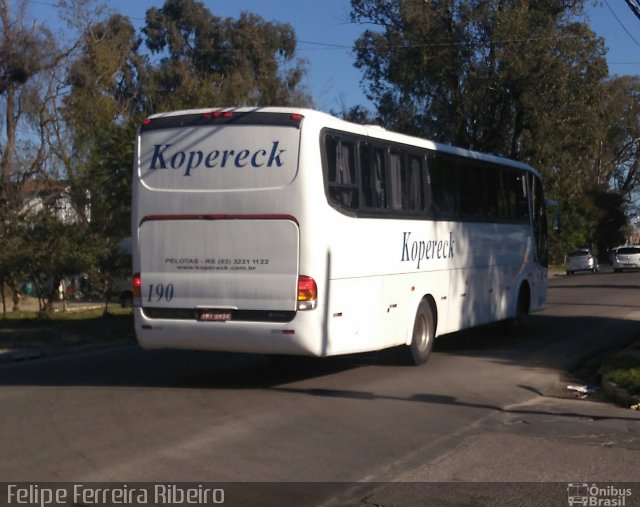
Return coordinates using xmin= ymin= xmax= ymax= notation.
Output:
xmin=1 ymin=270 xmax=640 ymax=506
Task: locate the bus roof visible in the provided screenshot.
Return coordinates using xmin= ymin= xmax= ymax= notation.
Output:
xmin=143 ymin=106 xmax=539 ymax=177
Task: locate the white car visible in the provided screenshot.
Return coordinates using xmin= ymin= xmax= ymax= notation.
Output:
xmin=565 ymin=249 xmax=598 ymax=275
xmin=612 ymin=246 xmax=640 ymax=272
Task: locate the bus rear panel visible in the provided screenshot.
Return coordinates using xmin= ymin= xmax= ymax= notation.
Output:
xmin=132 ymin=109 xmax=325 ymax=356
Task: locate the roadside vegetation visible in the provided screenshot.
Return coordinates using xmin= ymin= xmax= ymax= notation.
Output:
xmin=0 ymin=307 xmax=133 ymax=351
xmin=601 ymin=354 xmax=640 ymax=397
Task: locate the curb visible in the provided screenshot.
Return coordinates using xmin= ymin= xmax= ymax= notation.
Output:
xmin=601 ymin=378 xmax=640 ymax=408
xmin=597 ymin=339 xmax=640 ymax=409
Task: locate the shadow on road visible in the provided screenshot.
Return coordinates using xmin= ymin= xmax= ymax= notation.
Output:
xmin=550 ymin=283 xmax=640 ymax=291
xmin=0 ymin=313 xmax=637 ymax=393
xmin=2 ymin=271 xmax=640 ymax=394
xmin=267 ymin=385 xmax=640 ymax=422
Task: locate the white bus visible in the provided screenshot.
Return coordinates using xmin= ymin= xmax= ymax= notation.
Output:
xmin=131 ymin=107 xmax=548 ymax=365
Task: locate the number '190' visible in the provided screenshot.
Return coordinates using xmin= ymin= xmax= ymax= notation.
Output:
xmin=148 ymin=283 xmax=174 ymax=302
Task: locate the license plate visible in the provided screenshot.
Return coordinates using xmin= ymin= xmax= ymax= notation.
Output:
xmin=198 ymin=310 xmax=232 ymax=322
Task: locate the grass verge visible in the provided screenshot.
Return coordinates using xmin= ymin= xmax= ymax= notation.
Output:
xmin=600 ymin=354 xmax=640 ymax=396
xmin=0 ymin=307 xmax=134 ymax=351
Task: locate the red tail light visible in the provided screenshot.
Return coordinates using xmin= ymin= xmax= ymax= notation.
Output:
xmin=297 ymin=275 xmax=317 ymax=310
xmin=132 ymin=273 xmax=141 ymax=299
xmin=210 ymin=111 xmax=234 ymax=119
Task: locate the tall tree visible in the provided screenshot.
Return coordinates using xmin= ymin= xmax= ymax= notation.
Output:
xmin=351 ymin=0 xmax=611 ymax=261
xmin=0 ymin=0 xmax=57 ymax=200
xmin=600 ymin=76 xmax=640 ymax=201
xmin=59 ymin=1 xmax=313 ymax=306
xmin=0 ymin=0 xmax=66 ymax=311
xmin=0 ymin=0 xmax=118 ymax=313
xmin=59 ymin=13 xmax=144 ymax=311
xmin=64 ymin=0 xmax=313 ymax=236
xmin=351 ymin=0 xmax=606 ymax=156
xmin=62 ymin=13 xmax=143 ymax=240
xmin=141 ymin=0 xmax=311 ymax=112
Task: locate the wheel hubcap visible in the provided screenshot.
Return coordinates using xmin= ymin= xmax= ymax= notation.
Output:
xmin=415 ymin=314 xmax=428 ymax=350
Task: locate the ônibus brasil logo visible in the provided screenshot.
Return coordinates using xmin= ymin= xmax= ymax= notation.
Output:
xmin=567 ymin=483 xmax=632 ymax=506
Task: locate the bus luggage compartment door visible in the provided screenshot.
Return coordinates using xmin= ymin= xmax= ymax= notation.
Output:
xmin=138 ymin=217 xmax=299 ymax=315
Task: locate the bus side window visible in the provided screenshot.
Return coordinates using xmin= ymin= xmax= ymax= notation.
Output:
xmin=500 ymin=171 xmax=529 ymax=223
xmin=459 ymin=162 xmax=483 ymax=219
xmin=360 ymin=144 xmax=387 ymax=209
xmin=496 ymin=169 xmax=511 ymax=220
xmin=360 ymin=143 xmax=373 ymax=207
xmin=389 ymin=150 xmax=405 ymax=210
xmin=389 ymin=151 xmax=426 ymax=212
xmin=325 ymin=135 xmax=358 ymax=210
xmin=481 ymin=169 xmax=499 ymax=219
xmin=516 ymin=174 xmax=530 ymax=222
xmin=407 ymin=154 xmax=424 ymax=211
xmin=373 ymin=147 xmax=388 ymax=208
xmin=529 ymin=174 xmax=549 ymax=266
xmin=429 ymin=156 xmax=460 ymax=217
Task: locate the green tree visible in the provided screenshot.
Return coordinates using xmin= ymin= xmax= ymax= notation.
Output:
xmin=351 ymin=0 xmax=610 ymax=262
xmin=21 ymin=211 xmax=98 ymax=313
xmin=600 ymin=77 xmax=640 ymax=200
xmin=58 ymin=13 xmax=144 ymax=310
xmin=141 ymin=0 xmax=311 ymax=111
xmin=336 ymin=104 xmax=377 ymax=124
xmin=59 ymin=1 xmax=313 ymax=310
xmin=591 ymin=191 xmax=627 ymax=257
xmin=0 ymin=0 xmax=68 ymax=312
xmin=0 ymin=0 xmax=57 ymax=198
xmin=61 ymin=13 xmax=143 ymax=239
xmin=64 ymin=0 xmax=313 ymax=230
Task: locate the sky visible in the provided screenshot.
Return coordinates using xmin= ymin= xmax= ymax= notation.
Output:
xmin=30 ymin=0 xmax=640 ymax=113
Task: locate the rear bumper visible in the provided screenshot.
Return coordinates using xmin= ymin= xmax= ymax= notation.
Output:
xmin=565 ymin=264 xmax=595 ymax=272
xmin=613 ymin=263 xmax=640 ymax=270
xmin=134 ymin=308 xmax=323 ymax=356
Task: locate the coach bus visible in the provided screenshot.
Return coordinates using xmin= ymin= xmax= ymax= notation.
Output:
xmin=131 ymin=107 xmax=548 ymax=365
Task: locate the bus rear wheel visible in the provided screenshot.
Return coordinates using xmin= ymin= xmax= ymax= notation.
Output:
xmin=502 ymin=285 xmax=530 ymax=333
xmin=403 ymin=300 xmax=435 ymax=366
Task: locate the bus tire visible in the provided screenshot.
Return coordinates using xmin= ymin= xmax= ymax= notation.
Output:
xmin=503 ymin=285 xmax=530 ymax=333
xmin=403 ymin=299 xmax=435 ymax=366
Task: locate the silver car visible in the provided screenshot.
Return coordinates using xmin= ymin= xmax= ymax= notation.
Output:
xmin=565 ymin=249 xmax=599 ymax=275
xmin=612 ymin=246 xmax=640 ymax=272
